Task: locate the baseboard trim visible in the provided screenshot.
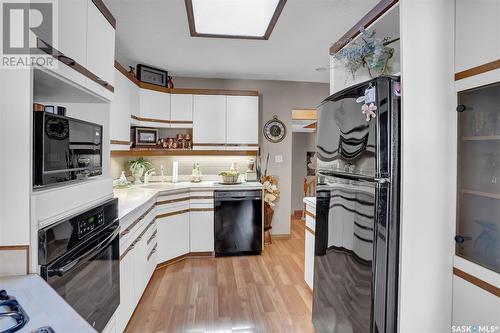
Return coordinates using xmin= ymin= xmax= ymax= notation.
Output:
xmin=453 ymin=267 xmax=500 ymax=297
xmin=155 ymin=251 xmax=215 ymax=270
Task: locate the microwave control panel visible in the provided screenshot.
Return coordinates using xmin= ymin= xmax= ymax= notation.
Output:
xmin=77 ymin=211 xmax=104 ymax=238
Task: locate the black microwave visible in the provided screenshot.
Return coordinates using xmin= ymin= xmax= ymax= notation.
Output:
xmin=33 ymin=112 xmax=103 ymax=187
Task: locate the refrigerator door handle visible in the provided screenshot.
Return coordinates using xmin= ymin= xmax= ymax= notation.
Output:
xmin=375 ymin=177 xmax=391 ymax=184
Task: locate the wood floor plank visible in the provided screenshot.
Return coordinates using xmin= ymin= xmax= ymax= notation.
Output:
xmin=125 ymin=219 xmax=315 ymax=333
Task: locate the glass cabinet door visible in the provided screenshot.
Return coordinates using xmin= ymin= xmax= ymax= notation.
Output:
xmin=456 ymin=82 xmax=500 ymax=273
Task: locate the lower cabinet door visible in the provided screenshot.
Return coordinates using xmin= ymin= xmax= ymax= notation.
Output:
xmin=304 ymin=229 xmax=315 ymax=290
xmin=116 ymin=251 xmax=135 ymax=333
xmin=190 ymin=210 xmax=214 ymax=252
xmin=133 ymin=236 xmax=148 ymax=301
xmin=157 ymin=212 xmax=190 ymax=263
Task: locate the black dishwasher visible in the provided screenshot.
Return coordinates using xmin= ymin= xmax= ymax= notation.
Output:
xmin=214 ymin=190 xmax=263 ymax=256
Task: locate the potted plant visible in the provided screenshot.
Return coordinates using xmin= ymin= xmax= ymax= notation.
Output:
xmin=261 ymin=175 xmax=280 ymax=244
xmin=128 ymin=158 xmax=153 ymax=184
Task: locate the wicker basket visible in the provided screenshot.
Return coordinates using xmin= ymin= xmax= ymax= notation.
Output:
xmin=221 ymin=174 xmax=239 ymax=183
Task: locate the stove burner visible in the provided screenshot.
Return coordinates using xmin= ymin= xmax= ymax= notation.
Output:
xmin=0 ymin=290 xmax=29 ymax=333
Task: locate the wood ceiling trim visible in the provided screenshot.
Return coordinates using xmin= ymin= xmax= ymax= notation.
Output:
xmin=329 ymin=0 xmax=399 ymax=55
xmin=184 ymin=0 xmax=287 ymax=40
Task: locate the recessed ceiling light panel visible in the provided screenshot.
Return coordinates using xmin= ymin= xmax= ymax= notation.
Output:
xmin=186 ymin=0 xmax=287 ymax=40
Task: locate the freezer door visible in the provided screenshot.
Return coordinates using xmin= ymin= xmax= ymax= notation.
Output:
xmin=313 ymin=176 xmax=376 ymax=333
xmin=316 ymin=82 xmax=377 ymax=179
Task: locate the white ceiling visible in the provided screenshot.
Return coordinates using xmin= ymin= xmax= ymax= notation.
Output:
xmin=103 ymin=0 xmax=378 ymax=83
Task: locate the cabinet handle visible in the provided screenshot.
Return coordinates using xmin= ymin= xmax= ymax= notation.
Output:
xmin=147 ymin=230 xmax=157 ymax=246
xmin=57 ymin=55 xmax=76 ymax=66
xmin=455 ymin=235 xmax=472 ymax=244
xmin=95 ymin=77 xmax=109 ymax=87
xmin=147 ymin=244 xmax=157 ymax=261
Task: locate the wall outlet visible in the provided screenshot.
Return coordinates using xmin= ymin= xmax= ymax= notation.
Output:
xmin=275 ymin=155 xmax=283 ymax=163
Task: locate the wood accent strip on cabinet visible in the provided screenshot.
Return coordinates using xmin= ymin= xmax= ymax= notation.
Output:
xmin=91 ymin=0 xmax=116 ymax=29
xmin=138 ymin=82 xmax=171 ymax=93
xmin=0 ymin=245 xmax=29 ymax=274
xmin=114 ymin=61 xmax=140 ymax=86
xmin=156 ymin=197 xmax=190 ymax=205
xmin=187 ymin=251 xmax=214 ymax=258
xmin=111 ymin=150 xmax=258 ymax=157
xmin=453 ymin=267 xmax=500 ymax=297
xmin=305 ymin=225 xmax=315 ymax=235
xmin=184 ymin=0 xmax=286 ymax=41
xmin=120 ymin=203 xmax=156 ymax=237
xmin=305 ymin=210 xmax=316 ymax=219
xmin=110 ymin=140 xmax=130 ymax=145
xmin=329 ymin=0 xmax=399 ymax=55
xmin=157 ymin=209 xmax=190 ymax=219
xmin=130 ymin=115 xmax=170 ymax=124
xmin=119 ymin=243 xmax=135 ymax=261
xmin=147 ymin=244 xmax=158 ymax=261
xmin=170 ymin=120 xmax=193 ymax=125
xmin=37 ymin=38 xmax=114 ymax=92
xmin=454 ymin=60 xmax=500 ymax=81
xmin=190 ymin=208 xmax=214 ymax=212
xmin=190 ymin=196 xmax=214 ymax=200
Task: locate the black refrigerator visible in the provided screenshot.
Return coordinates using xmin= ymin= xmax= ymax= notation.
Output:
xmin=312 ymin=76 xmax=401 ymax=333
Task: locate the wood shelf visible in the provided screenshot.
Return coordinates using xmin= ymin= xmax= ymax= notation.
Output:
xmin=111 ymin=149 xmax=257 ymax=157
xmin=461 ymin=135 xmax=500 ymax=142
xmin=461 ymin=189 xmax=500 ymax=200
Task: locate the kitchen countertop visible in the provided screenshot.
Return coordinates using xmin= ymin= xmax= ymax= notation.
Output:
xmin=0 ymin=274 xmax=95 ymax=332
xmin=303 ymin=196 xmax=316 ymax=208
xmin=114 ymin=181 xmax=263 ymax=220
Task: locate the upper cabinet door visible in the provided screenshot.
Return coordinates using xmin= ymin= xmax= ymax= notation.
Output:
xmin=226 ymin=96 xmax=259 ymax=146
xmin=110 ymin=69 xmax=137 ymax=148
xmin=455 ymin=0 xmax=500 ymax=72
xmin=193 ymin=95 xmax=226 ymax=147
xmin=86 ymin=1 xmax=115 ymax=87
xmin=139 ymin=89 xmax=171 ymax=127
xmin=170 ymin=94 xmax=193 ymax=128
xmin=58 ymin=0 xmax=87 ymax=66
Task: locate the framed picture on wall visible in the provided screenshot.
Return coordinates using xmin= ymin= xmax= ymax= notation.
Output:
xmin=307 ymin=151 xmax=316 ymax=176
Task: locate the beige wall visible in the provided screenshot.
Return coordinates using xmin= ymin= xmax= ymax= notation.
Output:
xmin=291 ymin=132 xmax=317 ymax=212
xmin=172 ymin=77 xmax=328 ymax=235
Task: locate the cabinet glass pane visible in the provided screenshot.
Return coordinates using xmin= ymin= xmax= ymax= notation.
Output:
xmin=456 ymin=82 xmax=500 ymax=273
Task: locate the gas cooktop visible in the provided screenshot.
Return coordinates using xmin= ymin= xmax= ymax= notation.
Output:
xmin=0 ymin=289 xmax=29 ymax=333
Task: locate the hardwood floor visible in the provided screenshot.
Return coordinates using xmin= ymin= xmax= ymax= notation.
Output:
xmin=125 ymin=219 xmax=315 ymax=333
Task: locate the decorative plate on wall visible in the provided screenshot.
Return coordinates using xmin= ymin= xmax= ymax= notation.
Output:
xmin=263 ymin=116 xmax=287 ymax=143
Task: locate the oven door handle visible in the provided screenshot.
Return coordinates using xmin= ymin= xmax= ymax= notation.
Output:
xmin=48 ymin=226 xmax=119 ymax=277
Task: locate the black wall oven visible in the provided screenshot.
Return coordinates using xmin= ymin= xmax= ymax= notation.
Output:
xmin=38 ymin=198 xmax=120 ymax=332
xmin=33 ymin=112 xmax=103 ymax=187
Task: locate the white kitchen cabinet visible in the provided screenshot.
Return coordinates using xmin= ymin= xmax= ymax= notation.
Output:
xmin=226 ymin=95 xmax=259 ymax=150
xmin=116 ymin=251 xmax=135 ymax=333
xmin=58 ymin=0 xmax=87 ymax=66
xmin=157 ymin=212 xmax=190 ymax=262
xmin=86 ymin=0 xmax=115 ymax=87
xmin=190 ymin=210 xmax=214 ymax=252
xmin=132 ymin=231 xmax=148 ymax=300
xmin=193 ymin=95 xmax=226 ymax=149
xmin=170 ymin=94 xmax=193 ymax=128
xmin=304 ymin=229 xmax=315 ymax=290
xmin=139 ymin=89 xmax=171 ymax=128
xmin=110 ymin=68 xmax=138 ymax=150
xmin=455 ymin=0 xmax=500 ymax=73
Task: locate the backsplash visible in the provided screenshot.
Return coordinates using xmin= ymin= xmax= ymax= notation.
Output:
xmin=111 ymin=155 xmax=253 ymax=181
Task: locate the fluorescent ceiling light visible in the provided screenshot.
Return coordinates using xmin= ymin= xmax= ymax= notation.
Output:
xmin=186 ymin=0 xmax=286 ymax=40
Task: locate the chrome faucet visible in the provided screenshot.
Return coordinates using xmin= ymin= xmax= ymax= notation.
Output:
xmin=144 ymin=169 xmax=155 ymax=184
